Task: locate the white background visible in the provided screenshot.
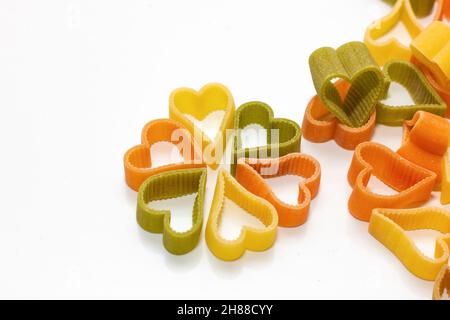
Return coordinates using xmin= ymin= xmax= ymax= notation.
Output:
xmin=0 ymin=0 xmax=448 ymax=299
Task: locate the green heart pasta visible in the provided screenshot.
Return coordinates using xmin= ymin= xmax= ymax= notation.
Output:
xmin=383 ymin=0 xmax=437 ymax=18
xmin=309 ymin=41 xmax=385 ymax=128
xmin=137 ymin=168 xmax=207 ymax=255
xmin=376 ymin=60 xmax=446 ymax=126
xmin=231 ymin=101 xmax=301 ymax=176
